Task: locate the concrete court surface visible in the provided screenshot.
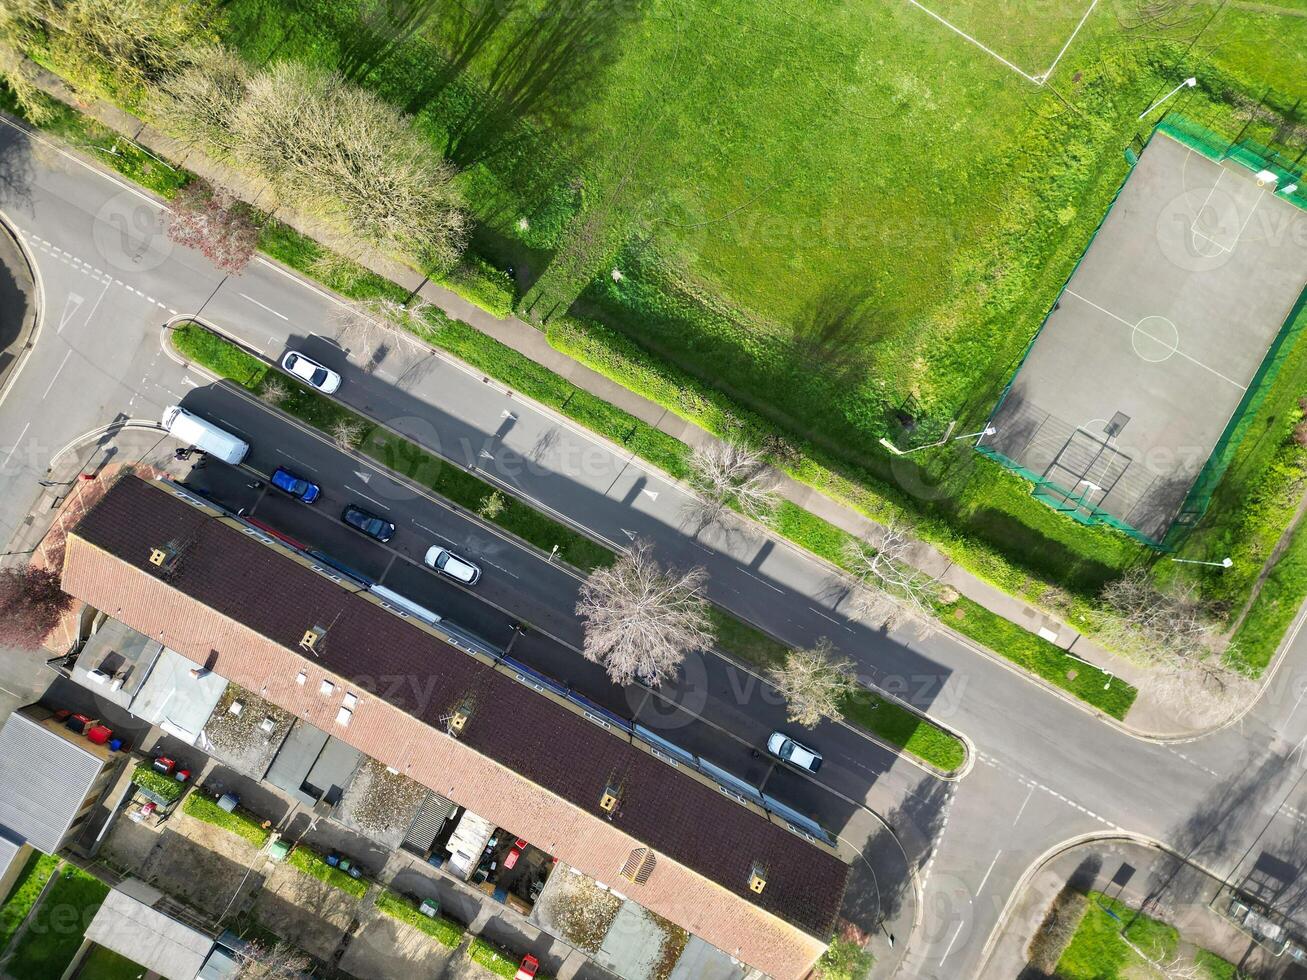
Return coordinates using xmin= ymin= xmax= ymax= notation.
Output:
xmin=981 ymin=132 xmax=1307 ymax=541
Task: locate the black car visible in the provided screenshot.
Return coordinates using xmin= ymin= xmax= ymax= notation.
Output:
xmin=341 ymin=504 xmax=395 ymax=543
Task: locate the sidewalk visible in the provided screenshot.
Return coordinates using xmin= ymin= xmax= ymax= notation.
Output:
xmin=15 ymin=62 xmax=1174 ymax=732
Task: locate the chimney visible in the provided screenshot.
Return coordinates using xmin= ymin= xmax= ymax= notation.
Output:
xmin=748 ymin=862 xmax=768 ymax=895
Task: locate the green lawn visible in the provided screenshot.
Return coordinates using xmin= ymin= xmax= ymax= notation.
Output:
xmin=1056 ymin=891 xmax=1239 ymax=980
xmin=375 ymin=890 xmax=464 ymax=948
xmin=6 ymin=865 xmax=109 ymax=980
xmin=75 ymin=944 xmax=148 ymax=980
xmin=0 ymin=853 xmax=60 ymax=955
xmin=130 ymin=762 xmax=185 ymax=804
xmin=467 ymin=936 xmax=526 ymax=979
xmin=287 ymin=845 xmax=367 ymax=898
xmin=182 ymin=793 xmax=270 ymax=847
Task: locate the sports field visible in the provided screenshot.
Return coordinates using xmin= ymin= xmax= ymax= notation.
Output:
xmin=981 ymin=134 xmax=1307 ymax=543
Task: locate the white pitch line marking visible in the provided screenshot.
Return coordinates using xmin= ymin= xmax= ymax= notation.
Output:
xmin=239 ymin=292 xmax=289 ymax=321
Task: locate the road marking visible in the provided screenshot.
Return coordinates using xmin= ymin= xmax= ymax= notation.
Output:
xmin=181 ymin=375 xmax=199 ymax=387
xmin=1013 ymin=784 xmax=1035 ymax=824
xmin=346 ymin=486 xmax=391 ymax=510
xmin=412 ymin=522 xmax=440 ymax=536
xmin=620 ymin=528 xmax=636 ymax=540
xmin=738 ymin=567 xmax=783 ymax=594
xmin=642 ymin=489 xmax=659 ymax=501
xmin=56 ymin=292 xmax=84 ymax=333
xmin=239 ymin=292 xmax=289 ymax=321
xmin=940 ymin=921 xmax=966 ymax=965
xmin=353 ymin=470 xmax=373 ymax=484
xmin=42 ymin=349 xmax=73 ymax=400
xmin=486 ymin=561 xmax=520 ymax=580
xmin=975 ymin=849 xmax=1002 ymax=898
xmin=81 ymin=280 xmax=113 ymax=332
xmin=2 ymin=422 xmax=31 ymax=468
xmin=809 ymin=605 xmax=840 ymax=625
xmin=280 ymin=454 xmax=317 ymax=473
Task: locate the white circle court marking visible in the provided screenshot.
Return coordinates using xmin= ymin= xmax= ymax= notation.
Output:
xmin=1131 ymin=315 xmax=1179 ymax=363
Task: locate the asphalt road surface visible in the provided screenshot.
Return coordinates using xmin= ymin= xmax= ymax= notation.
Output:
xmin=7 ymin=110 xmax=1307 ymax=978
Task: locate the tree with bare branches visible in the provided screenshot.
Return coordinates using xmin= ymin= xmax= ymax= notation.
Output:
xmin=167 ymin=179 xmax=260 ymax=275
xmin=842 ymin=520 xmax=939 ymax=633
xmin=233 ymin=939 xmax=311 ymax=980
xmin=1097 ymin=570 xmax=1216 ymax=666
xmin=0 ymin=565 xmax=71 ymax=648
xmin=331 ymin=417 xmax=366 ymax=450
xmin=152 ymin=44 xmax=250 ymax=158
xmin=768 ymin=638 xmax=855 ymax=728
xmin=687 ymin=439 xmax=778 ymax=522
xmin=576 ymin=538 xmax=712 ymax=687
xmin=258 ymin=375 xmax=288 ymax=406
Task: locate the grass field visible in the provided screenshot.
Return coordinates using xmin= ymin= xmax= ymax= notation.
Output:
xmin=76 ymin=944 xmax=150 ymax=980
xmin=0 ymin=853 xmax=59 ymax=955
xmin=182 ymin=792 xmax=271 ymax=847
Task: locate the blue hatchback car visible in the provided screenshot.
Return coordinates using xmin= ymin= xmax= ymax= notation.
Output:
xmin=270 ymin=466 xmax=320 ymax=504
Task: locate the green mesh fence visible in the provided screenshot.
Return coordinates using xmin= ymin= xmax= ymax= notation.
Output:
xmin=1158 ymin=115 xmax=1307 ymax=212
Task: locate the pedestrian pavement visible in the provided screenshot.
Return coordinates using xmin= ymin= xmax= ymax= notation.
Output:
xmin=13 ymin=59 xmax=1188 ymax=735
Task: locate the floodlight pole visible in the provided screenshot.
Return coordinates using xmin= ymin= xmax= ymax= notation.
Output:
xmin=1169 ymin=556 xmax=1233 ymax=569
xmin=880 ymin=425 xmax=996 ymax=457
xmin=1138 ymin=77 xmax=1197 ymax=120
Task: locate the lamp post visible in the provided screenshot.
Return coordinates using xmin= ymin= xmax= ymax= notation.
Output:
xmin=1138 ymin=77 xmax=1197 ymax=120
xmin=879 ymin=426 xmax=996 ymax=457
xmin=1169 ymin=556 xmax=1233 ymax=569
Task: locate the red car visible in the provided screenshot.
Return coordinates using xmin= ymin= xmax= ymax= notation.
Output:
xmin=514 ymin=955 xmax=539 ymax=980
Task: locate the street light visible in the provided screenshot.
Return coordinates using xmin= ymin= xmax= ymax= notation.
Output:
xmin=1169 ymin=556 xmax=1233 ymax=569
xmin=1138 ymin=77 xmax=1197 ymax=120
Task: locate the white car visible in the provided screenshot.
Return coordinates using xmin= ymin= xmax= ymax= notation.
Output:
xmin=767 ymin=732 xmax=822 ymax=773
xmin=281 ymin=350 xmax=341 ymax=394
xmin=424 ymin=545 xmax=482 ymax=585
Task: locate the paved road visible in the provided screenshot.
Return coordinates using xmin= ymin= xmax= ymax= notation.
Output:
xmin=8 ymin=111 xmax=1307 ymax=978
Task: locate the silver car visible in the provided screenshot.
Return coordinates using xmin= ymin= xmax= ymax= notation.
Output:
xmin=767 ymin=732 xmax=822 ymax=773
xmin=282 ymin=350 xmax=341 ymax=394
xmin=424 ymin=545 xmax=481 ymax=585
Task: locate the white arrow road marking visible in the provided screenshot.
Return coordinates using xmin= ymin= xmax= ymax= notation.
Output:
xmin=500 ymin=410 xmax=517 ymax=420
xmin=620 ymin=528 xmax=637 ymax=540
xmin=57 ymin=292 xmax=84 ymax=333
xmin=479 ymin=449 xmax=494 ymax=459
xmin=642 ymin=489 xmax=659 ymax=501
xmin=353 ymin=470 xmax=372 ymax=484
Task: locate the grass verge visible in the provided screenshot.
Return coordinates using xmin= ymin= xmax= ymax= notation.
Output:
xmin=170 ymin=321 xmax=613 ymax=571
xmin=287 ymin=845 xmax=367 ymax=898
xmin=939 ymin=597 xmax=1137 ymax=720
xmin=77 ymin=944 xmax=149 ymax=980
xmin=1229 ymin=519 xmax=1307 ymax=674
xmin=375 ymin=890 xmax=464 ymax=948
xmin=0 ymin=853 xmax=59 ymax=955
xmin=6 ymin=865 xmax=108 ymax=980
xmin=467 ymin=936 xmax=533 ymax=979
xmin=706 ymin=607 xmax=967 ymax=772
xmin=182 ymin=792 xmax=271 ymax=848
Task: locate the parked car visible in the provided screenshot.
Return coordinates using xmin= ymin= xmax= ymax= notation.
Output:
xmin=766 ymin=732 xmax=822 ymax=773
xmin=281 ymin=350 xmax=341 ymax=394
xmin=424 ymin=545 xmax=481 ymax=585
xmin=342 ymin=504 xmax=395 ymax=543
xmin=270 ymin=466 xmax=320 ymax=504
xmin=514 ymin=955 xmax=539 ymax=980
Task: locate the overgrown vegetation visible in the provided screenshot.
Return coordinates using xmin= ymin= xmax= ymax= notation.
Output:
xmin=182 ymin=791 xmax=270 ymax=847
xmin=0 ymin=853 xmax=59 ymax=954
xmin=131 ymin=761 xmax=185 ymax=803
xmin=287 ymin=845 xmax=367 ymax=898
xmin=375 ymin=890 xmax=464 ymax=948
xmin=467 ymin=936 xmax=530 ymax=979
xmin=6 ymin=864 xmax=107 ymax=980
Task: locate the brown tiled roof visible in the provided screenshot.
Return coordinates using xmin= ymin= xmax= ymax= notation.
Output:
xmin=61 ymin=476 xmax=848 ymax=978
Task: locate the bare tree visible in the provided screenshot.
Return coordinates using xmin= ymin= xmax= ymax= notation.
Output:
xmin=331 ymin=417 xmax=365 ymax=450
xmin=768 ymin=638 xmax=855 ymax=728
xmin=0 ymin=565 xmax=72 ymax=648
xmin=1097 ymin=570 xmax=1217 ymax=666
xmin=842 ymin=520 xmax=939 ymax=633
xmin=331 ymin=295 xmax=432 ymax=355
xmin=478 ymin=490 xmax=505 ymax=521
xmin=576 ymin=538 xmax=712 ymax=687
xmin=258 ymin=375 xmax=288 ymax=406
xmin=1148 ymin=661 xmax=1257 ymax=728
xmin=687 ymin=439 xmax=778 ymax=522
xmin=233 ymin=939 xmax=311 ymax=980
xmin=1118 ymin=933 xmax=1203 ymax=979
xmin=151 ymin=44 xmax=250 ymax=158
xmin=167 ymin=179 xmax=259 ymax=275
xmin=230 ymin=60 xmax=467 ymax=271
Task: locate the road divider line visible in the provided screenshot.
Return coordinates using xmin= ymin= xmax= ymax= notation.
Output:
xmin=975 ymin=849 xmax=1002 ymax=898
xmin=345 ymin=485 xmax=390 ymax=510
xmin=239 ymin=292 xmax=289 ymax=321
xmin=2 ymin=421 xmax=30 ymax=468
xmin=41 ymin=349 xmax=72 ymax=400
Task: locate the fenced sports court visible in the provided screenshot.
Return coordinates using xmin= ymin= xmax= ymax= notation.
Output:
xmin=978 ymin=119 xmax=1307 ymax=548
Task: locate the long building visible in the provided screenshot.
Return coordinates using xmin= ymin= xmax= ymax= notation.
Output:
xmin=59 ymin=474 xmax=851 ymax=979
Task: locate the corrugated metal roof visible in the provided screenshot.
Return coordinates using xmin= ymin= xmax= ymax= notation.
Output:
xmin=61 ymin=476 xmax=849 ymax=979
xmin=0 ymin=711 xmax=109 ymax=853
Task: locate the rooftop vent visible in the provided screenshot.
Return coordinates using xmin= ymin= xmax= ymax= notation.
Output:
xmin=448 ymin=702 xmax=472 ymax=735
xmin=620 ymin=847 xmax=656 ymax=884
xmin=300 ymin=625 xmax=327 ymax=654
xmin=599 ymin=782 xmax=621 ymax=814
xmin=748 ymin=862 xmax=768 ymax=895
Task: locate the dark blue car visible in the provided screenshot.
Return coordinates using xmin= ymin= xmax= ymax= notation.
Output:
xmin=342 ymin=504 xmax=395 ymax=543
xmin=270 ymin=466 xmax=320 ymax=504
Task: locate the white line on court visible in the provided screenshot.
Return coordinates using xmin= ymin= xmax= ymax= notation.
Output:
xmin=239 ymin=292 xmax=289 ymax=321
xmin=1062 ymin=290 xmax=1249 ymax=391
xmin=1040 ymin=0 xmax=1099 ymax=81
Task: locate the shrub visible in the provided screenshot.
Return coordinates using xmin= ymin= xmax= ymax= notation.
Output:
xmin=131 ymin=763 xmax=184 ymax=803
xmin=287 ymin=845 xmax=367 ymax=898
xmin=182 ymin=792 xmax=270 ymax=847
xmin=375 ymin=890 xmax=464 ymax=948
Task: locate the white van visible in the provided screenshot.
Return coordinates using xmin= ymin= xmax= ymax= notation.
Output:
xmin=161 ymin=406 xmax=249 ymax=465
